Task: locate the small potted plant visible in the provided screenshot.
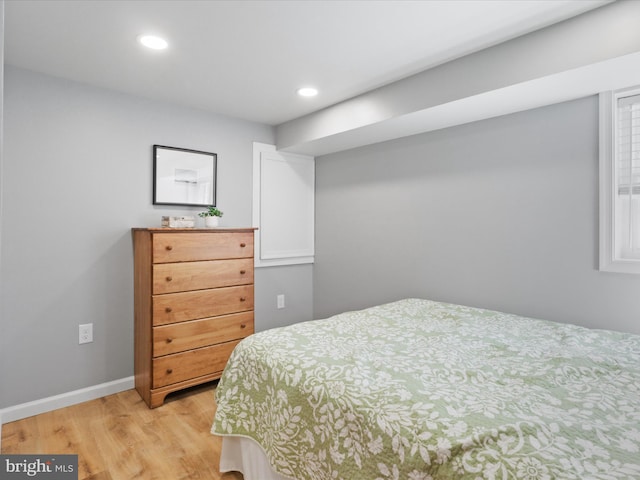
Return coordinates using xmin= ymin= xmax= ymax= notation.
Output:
xmin=199 ymin=206 xmax=224 ymax=228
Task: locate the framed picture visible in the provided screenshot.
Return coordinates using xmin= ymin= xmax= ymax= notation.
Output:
xmin=153 ymin=145 xmax=217 ymax=207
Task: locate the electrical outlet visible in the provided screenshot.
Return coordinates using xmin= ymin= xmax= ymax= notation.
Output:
xmin=277 ymin=294 xmax=285 ymax=309
xmin=79 ymin=323 xmax=93 ymax=344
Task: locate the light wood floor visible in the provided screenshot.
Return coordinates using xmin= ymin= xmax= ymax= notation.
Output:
xmin=1 ymin=382 xmax=243 ymax=480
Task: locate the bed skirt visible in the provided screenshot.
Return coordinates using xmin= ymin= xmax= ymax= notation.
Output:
xmin=220 ymin=436 xmax=291 ymax=480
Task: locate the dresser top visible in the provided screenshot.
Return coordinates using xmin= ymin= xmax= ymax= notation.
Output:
xmin=132 ymin=227 xmax=257 ymax=232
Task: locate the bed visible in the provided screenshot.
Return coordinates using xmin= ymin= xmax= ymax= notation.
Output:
xmin=211 ymin=298 xmax=640 ymax=479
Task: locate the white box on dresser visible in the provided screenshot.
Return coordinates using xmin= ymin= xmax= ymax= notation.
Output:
xmin=132 ymin=227 xmax=256 ymax=408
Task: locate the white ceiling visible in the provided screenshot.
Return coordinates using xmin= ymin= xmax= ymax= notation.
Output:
xmin=4 ymin=0 xmax=610 ymax=126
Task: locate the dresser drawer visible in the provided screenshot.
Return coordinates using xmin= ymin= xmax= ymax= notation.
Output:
xmin=153 ymin=232 xmax=253 ymax=263
xmin=153 ymin=340 xmax=241 ymax=388
xmin=152 ymin=284 xmax=254 ymax=325
xmin=153 ymin=311 xmax=253 ymax=357
xmin=153 ymin=258 xmax=253 ymax=294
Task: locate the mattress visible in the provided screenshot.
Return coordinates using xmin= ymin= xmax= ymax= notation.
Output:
xmin=211 ymin=298 xmax=640 ymax=479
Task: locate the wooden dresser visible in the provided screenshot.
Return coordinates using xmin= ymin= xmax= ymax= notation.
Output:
xmin=132 ymin=228 xmax=255 ymax=408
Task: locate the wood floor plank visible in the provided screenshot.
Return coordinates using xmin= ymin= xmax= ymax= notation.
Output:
xmin=1 ymin=383 xmax=243 ymax=480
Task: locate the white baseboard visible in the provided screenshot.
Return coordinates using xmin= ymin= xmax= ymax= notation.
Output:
xmin=0 ymin=376 xmax=135 ymax=425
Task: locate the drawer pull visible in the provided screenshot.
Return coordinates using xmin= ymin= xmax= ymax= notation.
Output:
xmin=166 ymin=276 xmax=173 ymax=282
xmin=165 ymin=245 xmax=173 ymax=251
xmin=166 ymin=338 xmax=173 ymax=344
xmin=240 ymin=243 xmax=246 ymax=248
xmin=240 ymin=324 xmax=247 ymax=329
xmin=166 ymin=369 xmax=173 ymax=374
xmin=240 ymin=297 xmax=246 ymax=302
xmin=165 ymin=307 xmax=172 ymax=313
xmin=240 ymin=270 xmax=246 ymax=275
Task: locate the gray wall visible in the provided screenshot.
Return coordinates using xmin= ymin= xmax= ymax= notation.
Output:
xmin=255 ymin=264 xmax=313 ymax=331
xmin=0 ymin=66 xmax=312 ymax=409
xmin=315 ymin=96 xmax=640 ymax=335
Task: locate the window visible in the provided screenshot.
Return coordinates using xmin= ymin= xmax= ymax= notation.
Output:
xmin=599 ymin=87 xmax=640 ymax=273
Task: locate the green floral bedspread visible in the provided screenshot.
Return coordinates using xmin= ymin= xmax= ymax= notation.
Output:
xmin=211 ymin=298 xmax=640 ymax=479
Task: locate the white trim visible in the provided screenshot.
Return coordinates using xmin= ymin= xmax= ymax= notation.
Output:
xmin=252 ymin=142 xmax=315 ymax=268
xmin=599 ymin=91 xmax=615 ymax=271
xmin=260 ymin=251 xmax=314 ymax=260
xmin=599 ymin=89 xmax=640 ymax=274
xmin=253 ymin=256 xmax=315 ymax=268
xmin=252 ymin=142 xmax=275 ymax=267
xmin=0 ymin=376 xmax=134 ymax=424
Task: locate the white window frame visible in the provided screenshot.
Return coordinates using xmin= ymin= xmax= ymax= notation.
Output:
xmin=599 ymin=87 xmax=640 ymax=274
xmin=252 ymin=142 xmax=315 ymax=268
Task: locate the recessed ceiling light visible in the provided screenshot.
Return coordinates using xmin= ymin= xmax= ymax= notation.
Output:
xmin=137 ymin=34 xmax=168 ymax=50
xmin=297 ymin=87 xmax=318 ymax=97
